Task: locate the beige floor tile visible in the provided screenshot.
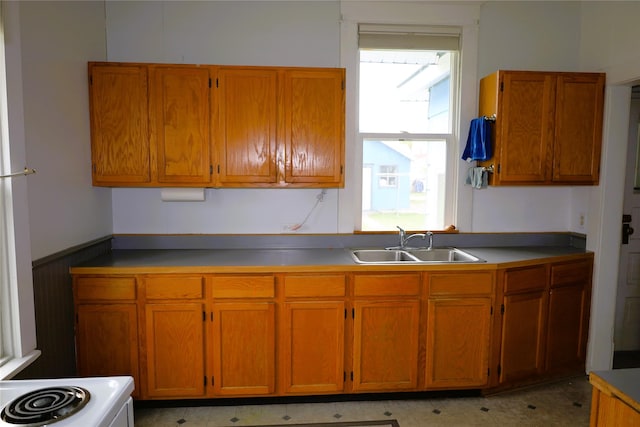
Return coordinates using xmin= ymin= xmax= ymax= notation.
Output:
xmin=132 ymin=376 xmax=592 ymax=427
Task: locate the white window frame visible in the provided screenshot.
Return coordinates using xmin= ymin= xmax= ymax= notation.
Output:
xmin=338 ymin=1 xmax=480 ymax=233
xmin=0 ymin=1 xmax=40 ymax=379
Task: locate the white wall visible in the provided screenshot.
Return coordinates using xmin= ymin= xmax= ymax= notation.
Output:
xmin=18 ymin=1 xmax=111 ymax=259
xmin=105 ymin=1 xmax=343 ymax=235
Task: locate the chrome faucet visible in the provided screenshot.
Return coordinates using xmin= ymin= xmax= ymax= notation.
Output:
xmin=390 ymin=226 xmax=433 ymax=249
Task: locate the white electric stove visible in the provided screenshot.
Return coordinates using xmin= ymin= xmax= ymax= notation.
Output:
xmin=0 ymin=376 xmax=134 ymax=427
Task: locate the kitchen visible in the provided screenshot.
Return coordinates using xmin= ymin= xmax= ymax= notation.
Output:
xmin=0 ymin=1 xmax=639 ymax=426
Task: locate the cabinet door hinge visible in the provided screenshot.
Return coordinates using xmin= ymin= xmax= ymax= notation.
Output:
xmin=89 ymin=75 xmax=93 ymax=85
xmin=343 ymin=371 xmax=346 ymax=382
xmin=217 ymin=165 xmax=221 ymax=174
xmin=501 ymin=304 xmax=505 ymax=315
xmin=350 ymin=371 xmax=354 ymax=381
xmin=210 ymin=312 xmax=214 ymax=322
xmin=210 ymin=165 xmax=213 ymax=175
xmin=92 ymin=164 xmax=97 ymax=174
xmin=216 ymin=78 xmax=219 ymax=88
xmin=341 ymin=80 xmax=345 ymax=90
xmin=340 ymin=165 xmax=343 ymax=175
xmin=500 ymin=82 xmax=504 ymax=91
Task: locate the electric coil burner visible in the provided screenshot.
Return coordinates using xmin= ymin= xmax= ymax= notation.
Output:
xmin=0 ymin=377 xmax=133 ymax=427
xmin=0 ymin=386 xmax=90 ymax=426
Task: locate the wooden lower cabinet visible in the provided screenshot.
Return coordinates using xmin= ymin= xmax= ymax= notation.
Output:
xmin=73 ymin=276 xmax=140 ymax=398
xmin=72 ymin=255 xmax=592 ymax=400
xmin=498 ymin=265 xmax=548 ymax=384
xmin=281 ymin=301 xmax=345 ymax=394
xmin=351 ymin=273 xmax=421 ymax=392
xmin=352 ymin=300 xmax=420 ymax=391
xmin=546 ymin=259 xmax=592 ymax=374
xmin=210 ymin=302 xmax=276 ymax=396
xmin=144 ymin=302 xmax=206 ymax=398
xmin=75 ymin=304 xmax=140 ymax=396
xmin=280 ymin=274 xmax=346 ymax=394
xmin=425 ymin=272 xmax=494 ymax=389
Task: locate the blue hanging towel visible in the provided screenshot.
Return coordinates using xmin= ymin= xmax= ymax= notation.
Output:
xmin=461 ymin=117 xmax=492 ymax=162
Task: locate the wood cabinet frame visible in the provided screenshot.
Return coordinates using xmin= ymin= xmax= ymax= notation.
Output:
xmin=72 ymin=253 xmax=593 ymax=400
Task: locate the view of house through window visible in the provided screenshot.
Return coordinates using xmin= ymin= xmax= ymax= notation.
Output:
xmin=359 ymin=45 xmax=457 ymax=231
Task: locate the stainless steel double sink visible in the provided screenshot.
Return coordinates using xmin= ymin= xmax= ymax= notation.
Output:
xmin=350 ymin=248 xmax=485 ymax=264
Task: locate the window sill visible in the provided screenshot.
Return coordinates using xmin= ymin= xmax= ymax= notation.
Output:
xmin=0 ymin=350 xmax=41 ymax=380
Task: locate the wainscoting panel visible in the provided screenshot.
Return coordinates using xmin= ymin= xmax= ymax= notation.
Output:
xmin=16 ymin=237 xmax=112 ymax=379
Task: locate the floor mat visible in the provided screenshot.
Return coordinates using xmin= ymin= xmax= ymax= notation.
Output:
xmin=240 ymin=421 xmax=399 ymax=427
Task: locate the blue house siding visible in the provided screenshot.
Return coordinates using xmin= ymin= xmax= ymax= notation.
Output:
xmin=363 ymin=141 xmax=411 ymax=211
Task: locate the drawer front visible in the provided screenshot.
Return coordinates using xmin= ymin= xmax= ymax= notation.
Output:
xmin=211 ymin=275 xmax=275 ymax=298
xmin=284 ymin=274 xmax=346 ymax=298
xmin=145 ymin=276 xmax=204 ymax=299
xmin=504 ymin=265 xmax=547 ymax=295
xmin=551 ymin=259 xmax=592 ymax=287
xmin=75 ymin=276 xmax=136 ymax=301
xmin=429 ymin=272 xmax=493 ymax=296
xmin=353 ymin=273 xmax=421 ymax=297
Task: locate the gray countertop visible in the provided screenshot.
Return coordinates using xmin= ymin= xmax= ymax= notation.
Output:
xmin=590 ymin=368 xmax=640 ymax=411
xmin=70 ymin=245 xmax=591 ymax=273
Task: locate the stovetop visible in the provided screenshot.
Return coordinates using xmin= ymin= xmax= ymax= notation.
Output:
xmin=0 ymin=376 xmax=134 ymax=427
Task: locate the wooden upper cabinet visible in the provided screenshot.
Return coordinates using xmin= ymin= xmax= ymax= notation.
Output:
xmin=150 ymin=65 xmax=213 ymax=185
xmin=89 ymin=63 xmax=150 ymax=185
xmin=478 ymin=70 xmax=604 ymax=186
xmin=216 ymin=67 xmax=278 ymax=185
xmin=553 ymin=74 xmax=605 ymax=183
xmin=282 ymin=68 xmax=345 ymax=187
xmin=88 ymin=62 xmax=345 ymax=188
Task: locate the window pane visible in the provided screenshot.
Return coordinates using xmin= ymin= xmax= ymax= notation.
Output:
xmin=359 ymin=50 xmax=452 ymax=134
xmin=362 ymin=139 xmax=446 ymax=231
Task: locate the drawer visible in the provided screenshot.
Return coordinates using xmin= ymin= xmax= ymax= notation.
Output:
xmin=74 ymin=276 xmax=136 ymax=301
xmin=211 ymin=275 xmax=275 ymax=298
xmin=284 ymin=274 xmax=346 ymax=298
xmin=429 ymin=272 xmax=493 ymax=296
xmin=353 ymin=273 xmax=421 ymax=297
xmin=504 ymin=265 xmax=547 ymax=295
xmin=145 ymin=276 xmax=204 ymax=299
xmin=551 ymin=260 xmax=592 ymax=287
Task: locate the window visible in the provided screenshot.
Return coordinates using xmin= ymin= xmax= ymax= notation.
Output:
xmin=358 ymin=24 xmax=460 ymax=231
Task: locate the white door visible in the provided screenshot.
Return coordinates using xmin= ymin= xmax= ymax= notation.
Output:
xmin=615 ymin=95 xmax=640 ymax=351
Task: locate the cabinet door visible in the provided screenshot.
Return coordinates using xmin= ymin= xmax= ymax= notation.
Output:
xmin=500 ymin=291 xmax=547 ymax=383
xmin=76 ymin=304 xmax=140 ymax=397
xmin=552 ymin=73 xmax=605 ymax=184
xmin=281 ymin=301 xmax=345 ymax=394
xmin=497 ymin=71 xmax=556 ymax=184
xmin=282 ymin=68 xmax=345 ymax=186
xmin=211 ymin=302 xmax=276 ymax=396
xmin=144 ymin=303 xmax=206 ymax=398
xmin=546 ymin=284 xmax=590 ymax=373
xmin=216 ymin=68 xmax=278 ymax=185
xmin=89 ymin=63 xmax=150 ymax=185
xmin=352 ymin=300 xmax=420 ymax=392
xmin=426 ymin=298 xmax=492 ymax=388
xmin=150 ymin=66 xmax=212 ymax=184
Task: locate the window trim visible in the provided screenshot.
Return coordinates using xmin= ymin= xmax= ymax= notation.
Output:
xmin=338 ymin=1 xmax=480 ymax=233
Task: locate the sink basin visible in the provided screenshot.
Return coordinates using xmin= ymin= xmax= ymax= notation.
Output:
xmin=406 ymin=248 xmax=485 ymax=263
xmin=350 ymin=248 xmax=485 ymax=264
xmin=351 ymin=249 xmax=419 ymax=263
